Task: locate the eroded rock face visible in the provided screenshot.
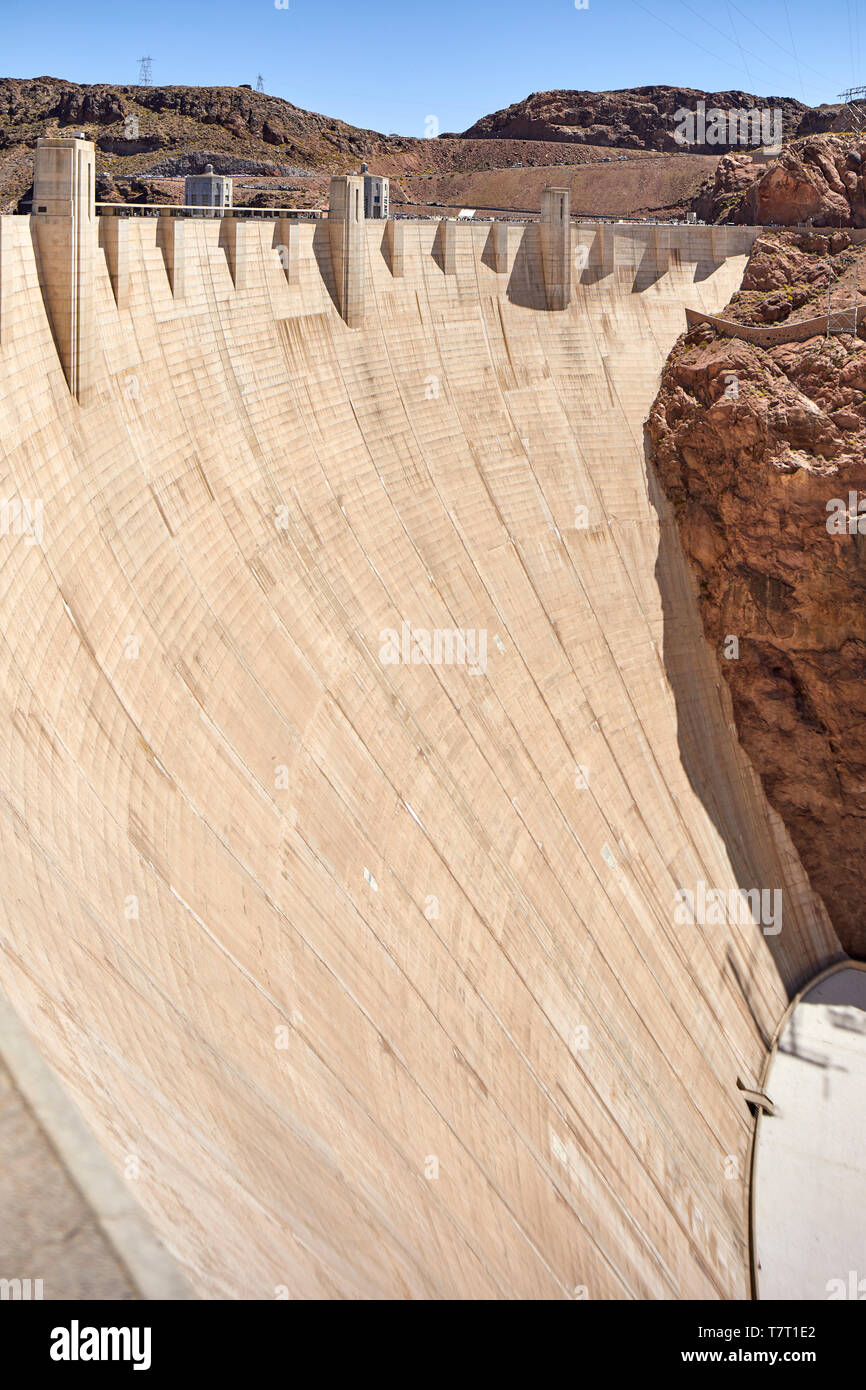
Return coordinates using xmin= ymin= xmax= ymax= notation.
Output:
xmin=649 ymin=236 xmax=866 ymax=956
xmin=0 ymin=77 xmax=384 ymax=156
xmin=0 ymin=76 xmax=400 ymax=210
xmin=718 ymin=230 xmax=863 ymax=326
xmin=691 ymin=152 xmax=757 ymax=222
xmin=700 ymin=134 xmax=866 ymax=226
xmin=461 ymin=87 xmax=825 ymax=151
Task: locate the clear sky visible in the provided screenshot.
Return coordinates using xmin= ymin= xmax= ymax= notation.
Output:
xmin=1 ymin=0 xmax=860 ymax=136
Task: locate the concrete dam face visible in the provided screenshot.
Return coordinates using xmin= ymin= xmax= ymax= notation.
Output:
xmin=0 ymin=141 xmax=840 ymax=1298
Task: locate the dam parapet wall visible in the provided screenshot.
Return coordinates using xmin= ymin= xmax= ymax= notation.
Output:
xmin=12 ymin=139 xmax=762 ymax=399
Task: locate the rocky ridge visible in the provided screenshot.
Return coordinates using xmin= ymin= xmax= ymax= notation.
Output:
xmin=460 ymin=86 xmax=842 ymax=152
xmin=0 ymin=77 xmax=412 ymax=211
xmin=694 ymin=133 xmax=866 ymax=226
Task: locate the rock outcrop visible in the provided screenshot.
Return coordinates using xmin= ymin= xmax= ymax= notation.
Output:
xmin=461 ymin=87 xmax=831 ymax=152
xmin=695 ymin=134 xmax=866 ymax=226
xmin=0 ymin=76 xmax=407 ymax=211
xmin=691 ymin=151 xmax=767 ymax=223
xmin=649 ymin=232 xmax=866 ymax=956
xmin=0 ymin=76 xmax=393 ymax=159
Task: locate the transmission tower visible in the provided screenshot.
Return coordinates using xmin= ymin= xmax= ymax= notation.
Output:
xmin=838 ymin=87 xmax=866 ymax=131
xmin=256 ymin=74 xmax=265 ymax=94
xmin=138 ymin=56 xmax=153 ymax=87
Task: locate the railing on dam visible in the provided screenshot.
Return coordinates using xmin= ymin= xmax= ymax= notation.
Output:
xmin=95 ymin=202 xmax=324 ymax=221
xmin=685 ymin=305 xmax=864 ymax=344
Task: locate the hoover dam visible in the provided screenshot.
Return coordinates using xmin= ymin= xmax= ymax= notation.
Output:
xmin=0 ymin=137 xmax=847 ymax=1299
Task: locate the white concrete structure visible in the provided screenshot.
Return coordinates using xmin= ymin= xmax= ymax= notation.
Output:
xmin=0 ymin=141 xmax=842 ymax=1298
xmin=753 ymin=964 xmax=866 ymax=1300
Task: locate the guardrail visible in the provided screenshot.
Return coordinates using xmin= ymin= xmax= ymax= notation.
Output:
xmin=685 ymin=305 xmax=864 ymax=345
xmin=93 ymin=202 xmax=324 ymax=219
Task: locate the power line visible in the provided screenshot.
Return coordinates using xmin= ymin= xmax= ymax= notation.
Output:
xmin=848 ymin=0 xmax=862 ymax=88
xmin=726 ymin=2 xmax=837 ymax=88
xmin=724 ymin=0 xmax=753 ymax=83
xmin=138 ymin=56 xmax=152 ymax=87
xmin=256 ymin=74 xmax=265 ymax=94
xmin=633 ymin=0 xmax=829 ymax=98
xmin=781 ymin=0 xmax=806 ymax=102
xmin=631 ymin=0 xmax=765 ymax=85
xmin=675 ymin=0 xmax=771 ymax=82
xmin=678 ymin=0 xmax=817 ymax=92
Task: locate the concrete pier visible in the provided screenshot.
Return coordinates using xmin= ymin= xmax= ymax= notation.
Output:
xmin=31 ymin=137 xmax=96 ymax=400
xmin=600 ymin=224 xmax=616 ymax=274
xmin=221 ymin=215 xmax=248 ymax=291
xmin=384 ymin=218 xmax=404 ymax=277
xmin=99 ymin=215 xmax=130 ymax=310
xmin=157 ymin=216 xmax=186 ymax=299
xmin=653 ymin=224 xmax=671 ymax=271
xmin=490 ymin=221 xmax=509 ymax=273
xmin=277 ymin=218 xmax=300 ymax=286
xmin=328 ymin=175 xmax=365 ymax=327
xmin=540 ymin=187 xmax=571 ymax=309
xmin=437 ymin=218 xmax=457 ymax=275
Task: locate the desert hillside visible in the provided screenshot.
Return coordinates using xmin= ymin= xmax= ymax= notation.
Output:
xmin=2 ymin=76 xmax=854 ymax=222
xmin=459 ymin=86 xmax=844 ymax=151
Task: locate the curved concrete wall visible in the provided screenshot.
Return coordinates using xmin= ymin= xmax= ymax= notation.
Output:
xmin=685 ymin=305 xmax=864 ymax=345
xmin=0 ymin=210 xmax=837 ymax=1298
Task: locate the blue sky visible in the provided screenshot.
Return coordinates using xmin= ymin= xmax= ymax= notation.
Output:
xmin=1 ymin=0 xmax=859 ymax=135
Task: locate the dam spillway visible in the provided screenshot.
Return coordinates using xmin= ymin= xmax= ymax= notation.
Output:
xmin=0 ymin=140 xmax=841 ymax=1298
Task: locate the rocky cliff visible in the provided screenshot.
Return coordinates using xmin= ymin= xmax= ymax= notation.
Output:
xmin=649 ymin=231 xmax=866 ymax=957
xmin=694 ymin=134 xmax=866 ymax=226
xmin=0 ymin=75 xmax=399 ymax=160
xmin=0 ymin=77 xmax=411 ymax=211
xmin=460 ymin=87 xmax=840 ymax=152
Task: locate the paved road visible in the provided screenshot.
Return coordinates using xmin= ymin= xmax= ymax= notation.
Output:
xmin=0 ymin=1054 xmax=136 ymax=1300
xmin=0 ymin=995 xmax=192 ymax=1301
